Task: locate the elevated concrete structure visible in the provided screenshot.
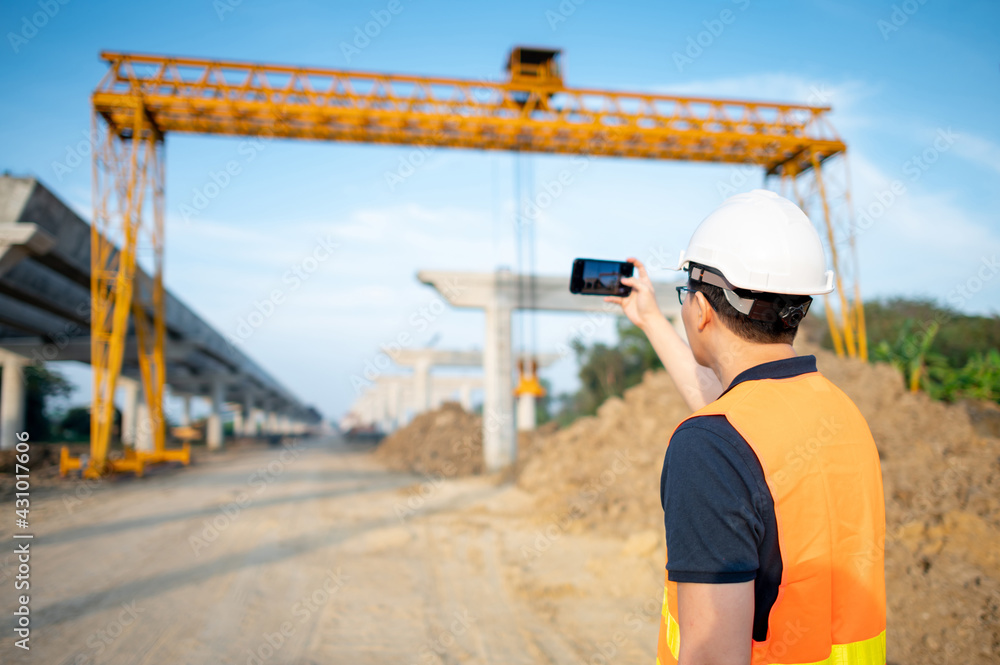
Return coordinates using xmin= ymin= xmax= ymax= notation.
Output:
xmin=391 ymin=348 xmax=558 ymax=422
xmin=418 ymin=268 xmax=683 ymax=471
xmin=375 ymin=373 xmax=485 ymax=431
xmin=392 ymin=349 xmax=482 ymax=415
xmin=0 ymin=176 xmax=321 ymax=450
xmin=347 ymin=374 xmax=484 ymax=433
xmin=390 ymin=348 xmax=559 ymax=431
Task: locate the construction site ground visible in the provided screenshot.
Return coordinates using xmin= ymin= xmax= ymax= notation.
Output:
xmin=3 ymin=345 xmax=999 ymax=664
xmin=0 ymin=437 xmax=664 ymax=665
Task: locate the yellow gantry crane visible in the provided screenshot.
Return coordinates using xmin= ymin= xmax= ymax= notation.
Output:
xmin=81 ymin=47 xmax=864 ymax=476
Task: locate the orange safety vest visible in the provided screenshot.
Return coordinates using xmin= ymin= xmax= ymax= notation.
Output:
xmin=657 ymin=370 xmax=886 ymax=665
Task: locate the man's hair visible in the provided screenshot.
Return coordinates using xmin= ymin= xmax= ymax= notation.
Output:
xmin=689 ymin=279 xmax=811 ymax=345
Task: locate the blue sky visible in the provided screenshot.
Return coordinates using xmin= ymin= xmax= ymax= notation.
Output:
xmin=1 ymin=0 xmax=998 ymax=422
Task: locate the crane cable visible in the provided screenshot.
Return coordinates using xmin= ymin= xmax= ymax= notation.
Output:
xmin=513 ymin=151 xmax=541 ymax=397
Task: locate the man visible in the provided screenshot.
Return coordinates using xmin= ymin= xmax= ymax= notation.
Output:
xmin=605 ymin=189 xmax=886 ymax=665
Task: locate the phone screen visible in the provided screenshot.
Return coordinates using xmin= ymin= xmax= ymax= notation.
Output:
xmin=570 ymin=258 xmax=634 ymax=296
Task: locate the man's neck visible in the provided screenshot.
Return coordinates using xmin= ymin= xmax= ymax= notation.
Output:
xmin=710 ymin=339 xmax=797 ymax=392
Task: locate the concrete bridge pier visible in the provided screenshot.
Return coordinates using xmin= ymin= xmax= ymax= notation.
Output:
xmin=135 ymin=395 xmax=154 ymax=453
xmin=231 ymin=403 xmax=244 ymax=440
xmin=459 ymin=384 xmax=473 ymax=412
xmin=248 ymin=407 xmax=264 ymax=437
xmin=0 ymin=350 xmax=27 ymax=451
xmin=118 ymin=376 xmax=140 ymax=447
xmin=179 ymin=395 xmax=192 ymax=427
xmin=242 ymin=396 xmax=257 ymax=437
xmin=206 ymin=377 xmax=225 ymax=451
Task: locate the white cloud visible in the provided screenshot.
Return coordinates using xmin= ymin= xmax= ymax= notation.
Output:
xmin=949 ymin=131 xmax=1000 ymax=178
xmin=847 ymin=150 xmax=1000 ymax=313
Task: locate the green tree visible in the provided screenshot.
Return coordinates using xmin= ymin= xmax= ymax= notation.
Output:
xmin=552 ymin=317 xmax=664 ymax=425
xmin=870 ymin=319 xmax=948 ymax=393
xmin=827 ymin=298 xmax=1000 ymax=404
xmin=928 ymin=349 xmax=1000 ymax=403
xmin=58 ymin=406 xmax=91 ymax=442
xmin=535 ymin=377 xmax=554 ymax=425
xmin=829 ymin=297 xmax=1000 ymax=368
xmin=23 ymin=364 xmax=73 ymax=441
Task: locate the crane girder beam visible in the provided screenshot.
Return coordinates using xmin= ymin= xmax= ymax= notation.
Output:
xmin=83 ymin=48 xmax=863 ymax=477
xmin=93 ymin=51 xmax=844 ymax=174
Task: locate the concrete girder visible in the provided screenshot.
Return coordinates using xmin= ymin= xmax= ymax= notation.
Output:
xmin=417 ymin=269 xmax=684 ymax=471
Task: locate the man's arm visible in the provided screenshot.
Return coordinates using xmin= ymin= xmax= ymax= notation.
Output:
xmin=604 ymin=257 xmax=722 ymax=410
xmin=641 ymin=313 xmax=722 ymax=410
xmin=676 ymin=581 xmax=754 ymax=665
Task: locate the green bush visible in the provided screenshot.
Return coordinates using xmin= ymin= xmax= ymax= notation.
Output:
xmin=829 ymin=298 xmax=1000 ymax=404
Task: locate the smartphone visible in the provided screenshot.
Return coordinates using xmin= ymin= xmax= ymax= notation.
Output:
xmin=569 ymin=258 xmax=634 ymax=296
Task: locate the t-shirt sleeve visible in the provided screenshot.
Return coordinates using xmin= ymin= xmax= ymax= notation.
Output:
xmin=661 ymin=418 xmax=765 ymax=584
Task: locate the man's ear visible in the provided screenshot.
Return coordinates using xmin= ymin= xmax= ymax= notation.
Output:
xmin=694 ymin=291 xmax=712 ymax=332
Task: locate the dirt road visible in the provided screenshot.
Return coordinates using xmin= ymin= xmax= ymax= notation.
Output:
xmin=1 ymin=437 xmax=663 ymax=664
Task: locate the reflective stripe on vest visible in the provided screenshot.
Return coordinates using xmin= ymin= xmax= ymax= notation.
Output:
xmin=656 ymin=371 xmax=886 ymax=665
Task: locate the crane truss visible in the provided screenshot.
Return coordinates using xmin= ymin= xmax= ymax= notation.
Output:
xmin=84 ymin=50 xmax=865 ymax=475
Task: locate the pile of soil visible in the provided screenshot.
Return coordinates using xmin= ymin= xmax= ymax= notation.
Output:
xmin=373 ymin=401 xmax=554 ymax=478
xmin=517 ymin=342 xmax=1000 ymax=664
xmin=517 ymin=367 xmax=689 ymax=534
xmin=375 ymin=402 xmax=486 ymax=477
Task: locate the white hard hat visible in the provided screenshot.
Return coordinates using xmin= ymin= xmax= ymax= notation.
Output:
xmin=676 ymin=189 xmax=835 ymax=296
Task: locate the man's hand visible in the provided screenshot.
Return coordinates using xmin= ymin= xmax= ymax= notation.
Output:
xmin=603 ymin=257 xmax=666 ymax=331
